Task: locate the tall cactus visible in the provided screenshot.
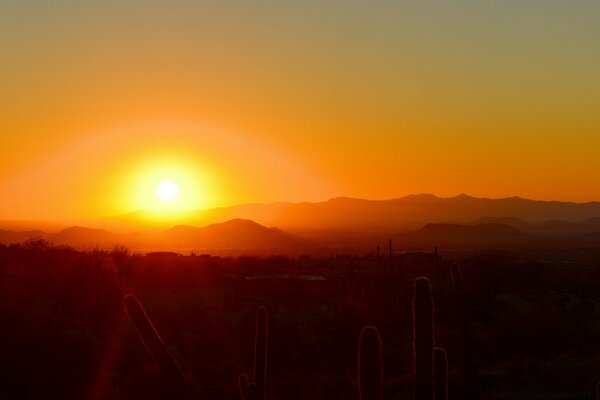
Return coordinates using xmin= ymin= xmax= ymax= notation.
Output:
xmin=123 ymin=294 xmax=187 ymax=397
xmin=413 ymin=277 xmax=434 ymax=400
xmin=450 ymin=263 xmax=463 ymax=291
xmin=358 ymin=326 xmax=383 ymax=400
xmin=433 ymin=347 xmax=448 ymax=400
xmin=239 ymin=306 xmax=268 ymax=400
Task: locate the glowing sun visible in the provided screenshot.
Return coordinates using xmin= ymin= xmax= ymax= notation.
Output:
xmin=156 ymin=181 xmax=179 ymax=201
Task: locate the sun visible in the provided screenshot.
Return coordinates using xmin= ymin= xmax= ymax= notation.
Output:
xmin=156 ymin=181 xmax=179 ymax=202
xmin=121 ymin=155 xmax=214 ymax=213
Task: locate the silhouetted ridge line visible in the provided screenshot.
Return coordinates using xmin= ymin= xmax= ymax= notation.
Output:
xmin=415 ymin=223 xmax=526 ymax=236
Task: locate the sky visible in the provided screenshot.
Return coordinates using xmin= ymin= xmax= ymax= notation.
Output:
xmin=1 ymin=1 xmax=600 ymax=219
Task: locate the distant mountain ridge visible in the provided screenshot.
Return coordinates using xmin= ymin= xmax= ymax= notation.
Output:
xmin=468 ymin=216 xmax=600 ymax=234
xmin=95 ymin=194 xmax=600 ymax=234
xmin=416 ymin=222 xmax=527 ymax=237
xmin=469 ymin=216 xmax=533 ymax=231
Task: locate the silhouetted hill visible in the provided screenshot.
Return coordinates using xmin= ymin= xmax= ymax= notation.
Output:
xmin=581 ymin=217 xmax=600 ymax=230
xmin=416 ymin=223 xmax=526 ymax=237
xmin=159 ymin=219 xmax=301 ymax=249
xmin=393 ymin=223 xmax=533 ymax=249
xmin=531 ymin=219 xmax=588 ymax=233
xmin=51 ymin=226 xmax=117 ymax=246
xmin=469 ymin=216 xmax=600 ymax=234
xmin=470 ymin=216 xmax=532 ymax=231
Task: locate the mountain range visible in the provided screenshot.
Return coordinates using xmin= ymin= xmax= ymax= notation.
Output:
xmin=2 ymin=194 xmax=600 ymax=252
xmin=104 ymin=194 xmax=600 ymax=233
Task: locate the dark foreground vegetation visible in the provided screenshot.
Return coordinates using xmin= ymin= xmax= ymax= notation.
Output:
xmin=1 ymin=238 xmax=599 ymax=399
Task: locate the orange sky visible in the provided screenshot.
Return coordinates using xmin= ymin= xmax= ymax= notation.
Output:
xmin=1 ymin=1 xmax=600 ymax=219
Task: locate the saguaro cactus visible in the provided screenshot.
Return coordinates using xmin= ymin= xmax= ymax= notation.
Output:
xmin=413 ymin=277 xmax=434 ymax=400
xmin=433 ymin=347 xmax=448 ymax=400
xmin=450 ymin=263 xmax=463 ymax=291
xmin=239 ymin=306 xmax=268 ymax=400
xmin=123 ymin=294 xmax=187 ymax=397
xmin=358 ymin=326 xmax=383 ymax=400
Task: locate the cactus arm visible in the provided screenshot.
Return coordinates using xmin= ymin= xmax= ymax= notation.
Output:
xmin=433 ymin=347 xmax=448 ymax=400
xmin=123 ymin=294 xmax=187 ymax=397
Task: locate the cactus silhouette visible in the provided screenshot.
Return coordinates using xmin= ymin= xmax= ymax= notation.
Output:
xmin=450 ymin=263 xmax=463 ymax=291
xmin=358 ymin=326 xmax=383 ymax=400
xmin=239 ymin=306 xmax=268 ymax=400
xmin=356 ymin=279 xmax=450 ymax=400
xmin=413 ymin=277 xmax=434 ymax=400
xmin=433 ymin=347 xmax=448 ymax=400
xmin=123 ymin=294 xmax=187 ymax=398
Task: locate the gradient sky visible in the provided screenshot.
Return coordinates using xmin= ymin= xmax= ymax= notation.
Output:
xmin=1 ymin=1 xmax=600 ymax=219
